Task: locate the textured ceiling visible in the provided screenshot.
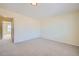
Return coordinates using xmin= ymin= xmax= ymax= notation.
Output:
xmin=0 ymin=3 xmax=79 ymax=18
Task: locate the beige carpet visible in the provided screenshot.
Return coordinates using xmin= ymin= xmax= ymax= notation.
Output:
xmin=0 ymin=38 xmax=79 ymax=56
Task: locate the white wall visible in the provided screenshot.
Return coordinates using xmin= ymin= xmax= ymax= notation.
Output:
xmin=0 ymin=8 xmax=40 ymax=43
xmin=0 ymin=8 xmax=79 ymax=46
xmin=40 ymin=12 xmax=79 ymax=46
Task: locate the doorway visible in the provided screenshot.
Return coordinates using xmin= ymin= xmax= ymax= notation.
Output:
xmin=0 ymin=16 xmax=14 ymax=43
xmin=2 ymin=21 xmax=11 ymax=40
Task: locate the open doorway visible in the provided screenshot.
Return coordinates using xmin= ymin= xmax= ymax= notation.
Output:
xmin=2 ymin=21 xmax=11 ymax=40
xmin=0 ymin=16 xmax=14 ymax=43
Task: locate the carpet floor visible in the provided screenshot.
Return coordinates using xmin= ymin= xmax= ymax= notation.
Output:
xmin=0 ymin=38 xmax=79 ymax=56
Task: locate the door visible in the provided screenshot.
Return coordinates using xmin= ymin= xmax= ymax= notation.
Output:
xmin=0 ymin=16 xmax=14 ymax=43
xmin=2 ymin=21 xmax=11 ymax=40
xmin=0 ymin=16 xmax=2 ymax=40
